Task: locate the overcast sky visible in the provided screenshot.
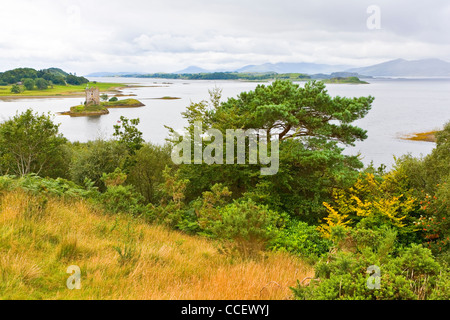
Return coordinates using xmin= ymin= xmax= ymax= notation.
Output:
xmin=1 ymin=0 xmax=449 ymax=75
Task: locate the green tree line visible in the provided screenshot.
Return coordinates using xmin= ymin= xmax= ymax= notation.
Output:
xmin=0 ymin=67 xmax=89 ymax=86
xmin=123 ymin=72 xmax=311 ymax=81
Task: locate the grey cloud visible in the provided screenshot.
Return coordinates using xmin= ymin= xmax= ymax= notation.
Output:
xmin=1 ymin=0 xmax=449 ymax=73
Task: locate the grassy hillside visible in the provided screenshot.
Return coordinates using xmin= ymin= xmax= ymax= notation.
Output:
xmin=0 ymin=188 xmax=312 ymax=300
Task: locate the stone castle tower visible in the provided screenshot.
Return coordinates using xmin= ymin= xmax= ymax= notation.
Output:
xmin=86 ymin=87 xmax=100 ymax=105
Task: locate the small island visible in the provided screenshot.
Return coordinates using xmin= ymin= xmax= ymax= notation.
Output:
xmin=60 ymin=87 xmax=145 ymax=117
xmin=151 ymin=96 xmax=182 ymax=100
xmin=102 ymin=98 xmax=145 ymax=108
xmin=322 ymin=76 xmax=369 ymax=84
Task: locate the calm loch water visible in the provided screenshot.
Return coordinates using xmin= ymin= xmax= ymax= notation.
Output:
xmin=0 ymin=77 xmax=449 ymax=169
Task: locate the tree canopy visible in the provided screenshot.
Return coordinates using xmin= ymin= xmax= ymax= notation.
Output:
xmin=0 ymin=67 xmax=88 ymax=86
xmin=0 ymin=109 xmax=66 ymax=176
xmin=212 ymin=80 xmax=372 ymax=144
xmin=169 ymin=80 xmax=374 ymax=220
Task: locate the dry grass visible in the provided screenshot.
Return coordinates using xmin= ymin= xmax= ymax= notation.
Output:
xmin=401 ymin=131 xmax=437 ymax=143
xmin=0 ymin=190 xmax=312 ymax=300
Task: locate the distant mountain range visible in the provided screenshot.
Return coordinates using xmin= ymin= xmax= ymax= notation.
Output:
xmin=86 ymin=71 xmax=147 ymax=77
xmin=174 ymin=62 xmax=350 ymax=75
xmin=235 ymin=62 xmax=350 ymax=74
xmin=346 ymin=58 xmax=450 ymax=77
xmin=174 ymin=66 xmax=211 ymax=74
xmin=86 ymin=58 xmax=450 ymax=78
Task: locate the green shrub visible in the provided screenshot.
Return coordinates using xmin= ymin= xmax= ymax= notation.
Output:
xmin=429 ymin=263 xmax=450 ymax=300
xmin=0 ymin=174 xmax=98 ymax=199
xmin=146 ymin=168 xmax=189 ymax=227
xmin=348 ymin=224 xmax=398 ymax=261
xmin=23 ymin=78 xmax=35 ymax=90
xmin=393 ymin=121 xmax=449 ymax=197
xmin=204 ymin=199 xmax=282 ymax=257
xmin=126 ymin=143 xmax=172 ymax=204
xmin=101 ymin=185 xmax=147 ymax=216
xmin=173 ymin=207 xmax=202 ymax=234
xmin=69 ymin=140 xmax=128 ymax=191
xmin=0 ymin=175 xmax=15 ymax=190
xmin=35 ymin=78 xmax=48 ymax=90
xmin=292 ymin=243 xmax=448 ymax=300
xmin=98 ymin=167 xmax=148 ymax=215
xmin=268 ymin=220 xmax=331 ymax=262
xmin=113 ymin=116 xmax=144 ymax=155
xmin=10 ymin=84 xmax=21 ymax=93
xmin=0 ymin=109 xmax=67 ymax=178
xmin=101 ymin=168 xmax=127 ymax=188
xmin=418 ymin=179 xmax=450 ymax=254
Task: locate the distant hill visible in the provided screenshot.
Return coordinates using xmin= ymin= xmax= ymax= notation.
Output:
xmin=0 ymin=67 xmax=88 ymax=86
xmin=45 ymin=67 xmax=69 ymax=77
xmin=174 ymin=62 xmax=351 ymax=75
xmin=346 ymin=58 xmax=450 ymax=77
xmin=86 ymin=72 xmax=146 ymax=77
xmin=85 ymin=58 xmax=450 ymax=79
xmin=175 ymin=66 xmax=213 ymax=74
xmin=235 ymin=62 xmax=350 ymax=74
